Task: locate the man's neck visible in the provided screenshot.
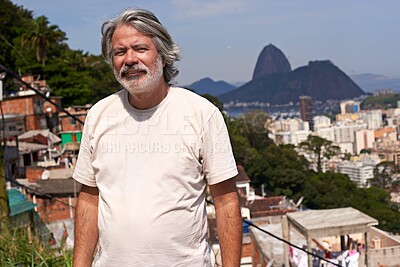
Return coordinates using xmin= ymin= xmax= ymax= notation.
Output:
xmin=128 ymin=82 xmax=170 ymax=110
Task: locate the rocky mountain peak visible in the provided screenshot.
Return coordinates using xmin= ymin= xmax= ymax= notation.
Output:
xmin=252 ymin=44 xmax=292 ymax=80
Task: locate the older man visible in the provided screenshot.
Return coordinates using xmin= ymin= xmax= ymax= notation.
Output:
xmin=73 ymin=8 xmax=242 ymax=267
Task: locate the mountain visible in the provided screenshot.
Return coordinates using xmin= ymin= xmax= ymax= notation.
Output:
xmin=252 ymin=44 xmax=291 ymax=80
xmin=351 ymin=73 xmax=400 ymax=93
xmin=219 ymin=60 xmax=365 ymax=104
xmin=185 ymin=77 xmax=237 ymax=96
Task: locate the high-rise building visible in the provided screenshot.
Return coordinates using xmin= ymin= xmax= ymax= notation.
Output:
xmin=300 ymin=96 xmax=313 ymax=130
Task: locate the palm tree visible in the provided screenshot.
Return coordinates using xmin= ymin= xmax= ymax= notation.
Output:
xmin=21 ymin=16 xmax=66 ymax=66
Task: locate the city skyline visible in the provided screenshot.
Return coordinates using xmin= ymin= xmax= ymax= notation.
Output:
xmin=11 ymin=0 xmax=400 ymax=85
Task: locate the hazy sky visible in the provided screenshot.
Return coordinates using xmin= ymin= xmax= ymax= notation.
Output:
xmin=11 ymin=0 xmax=400 ymax=85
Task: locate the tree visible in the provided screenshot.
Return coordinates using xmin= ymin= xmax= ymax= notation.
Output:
xmin=371 ymin=161 xmax=398 ymax=189
xmin=21 ymin=15 xmax=66 ymax=66
xmin=234 ymin=110 xmax=272 ymax=151
xmin=299 ymin=135 xmax=340 ymax=173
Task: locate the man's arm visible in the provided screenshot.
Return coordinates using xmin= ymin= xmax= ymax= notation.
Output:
xmin=74 ymin=185 xmax=99 ymax=267
xmin=209 ymin=178 xmax=242 ymax=267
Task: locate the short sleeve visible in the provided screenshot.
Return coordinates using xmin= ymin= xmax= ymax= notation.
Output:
xmin=73 ymin=112 xmax=97 ymax=187
xmin=202 ymin=110 xmax=238 ymax=185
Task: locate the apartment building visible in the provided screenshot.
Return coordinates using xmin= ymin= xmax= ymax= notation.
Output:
xmin=354 ymin=129 xmax=375 ymax=154
xmin=336 ymin=161 xmax=374 ymax=188
xmin=333 ymin=122 xmax=367 ymax=154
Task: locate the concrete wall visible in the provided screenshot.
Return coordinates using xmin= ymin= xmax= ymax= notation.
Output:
xmin=370 ymin=246 xmax=400 ymax=267
xmin=369 ymin=227 xmax=400 ymax=267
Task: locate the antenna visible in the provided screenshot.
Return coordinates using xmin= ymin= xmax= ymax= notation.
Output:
xmin=295 ymin=196 xmax=304 ymax=207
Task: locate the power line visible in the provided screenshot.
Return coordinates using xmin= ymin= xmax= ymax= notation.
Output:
xmin=3 ymin=175 xmax=76 ymax=210
xmin=207 ymin=199 xmax=342 ymax=267
xmin=242 ymin=219 xmax=342 ymax=267
xmin=0 ymin=63 xmax=85 ymax=125
xmin=7 ymin=174 xmax=342 ymax=266
xmin=0 ymin=34 xmax=30 ymax=65
xmin=0 ymin=66 xmax=345 ymax=265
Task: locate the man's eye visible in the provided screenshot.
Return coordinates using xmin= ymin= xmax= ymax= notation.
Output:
xmin=114 ymin=51 xmax=125 ymax=56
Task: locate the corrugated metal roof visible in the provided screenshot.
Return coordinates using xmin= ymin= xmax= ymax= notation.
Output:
xmin=18 ymin=129 xmax=61 ymax=143
xmin=7 ymin=140 xmax=48 ymax=153
xmin=36 ymin=178 xmax=81 ymax=195
xmin=7 ymin=188 xmax=37 ymax=216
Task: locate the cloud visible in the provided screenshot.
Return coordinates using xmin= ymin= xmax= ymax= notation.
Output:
xmin=172 ymin=0 xmax=248 ymax=18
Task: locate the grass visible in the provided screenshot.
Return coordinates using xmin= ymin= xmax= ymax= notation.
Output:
xmin=0 ymin=219 xmax=73 ymax=267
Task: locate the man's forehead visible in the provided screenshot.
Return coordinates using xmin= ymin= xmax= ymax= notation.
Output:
xmin=112 ymin=24 xmax=154 ymax=44
xmin=115 ymin=24 xmax=152 ymax=37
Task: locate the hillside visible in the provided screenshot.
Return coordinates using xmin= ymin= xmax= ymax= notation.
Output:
xmin=185 ymin=77 xmax=236 ymax=96
xmin=0 ymin=0 xmax=119 ymax=107
xmin=361 ymin=93 xmax=400 ymax=110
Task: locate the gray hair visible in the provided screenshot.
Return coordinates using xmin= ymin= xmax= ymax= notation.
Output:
xmin=101 ymin=8 xmax=181 ymax=83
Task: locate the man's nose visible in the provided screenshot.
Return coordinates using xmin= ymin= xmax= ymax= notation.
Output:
xmin=125 ymin=50 xmax=139 ymax=66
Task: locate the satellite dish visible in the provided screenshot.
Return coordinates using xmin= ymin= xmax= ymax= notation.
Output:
xmin=41 ymin=170 xmax=50 ymax=180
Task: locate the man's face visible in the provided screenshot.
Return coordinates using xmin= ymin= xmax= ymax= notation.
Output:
xmin=112 ymin=24 xmax=164 ymax=94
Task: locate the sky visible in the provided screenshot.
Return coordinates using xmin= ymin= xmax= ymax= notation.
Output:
xmin=11 ymin=0 xmax=400 ymax=86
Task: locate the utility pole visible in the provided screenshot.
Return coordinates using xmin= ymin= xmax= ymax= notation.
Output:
xmin=0 ymin=72 xmax=9 ymax=219
xmin=0 ymin=145 xmax=9 ymax=218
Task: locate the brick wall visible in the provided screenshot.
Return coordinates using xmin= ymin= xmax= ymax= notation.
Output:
xmin=32 ymin=196 xmax=77 ymax=223
xmin=25 ymin=166 xmax=64 ymax=182
xmin=2 ymin=96 xmax=35 ymax=114
xmin=25 ymin=167 xmax=46 ymax=182
xmin=60 ymin=114 xmax=86 ymax=132
xmin=2 ymin=95 xmax=47 ymax=130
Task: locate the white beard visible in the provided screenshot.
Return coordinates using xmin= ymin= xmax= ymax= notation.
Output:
xmin=114 ymin=56 xmax=164 ymax=95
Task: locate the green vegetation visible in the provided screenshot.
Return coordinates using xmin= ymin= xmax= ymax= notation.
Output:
xmin=360 ymin=93 xmax=400 ymax=110
xmin=0 ymin=220 xmax=73 ymax=266
xmin=0 ymin=0 xmax=120 ymax=107
xmin=1 ymin=2 xmax=400 ymax=263
xmin=228 ymin=110 xmax=400 ymax=233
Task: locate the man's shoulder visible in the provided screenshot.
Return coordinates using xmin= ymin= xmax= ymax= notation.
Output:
xmin=172 ymin=87 xmax=218 ymax=111
xmin=88 ymin=89 xmax=125 ymax=115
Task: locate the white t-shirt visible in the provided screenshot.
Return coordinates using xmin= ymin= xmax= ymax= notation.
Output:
xmin=73 ymin=87 xmax=238 ymax=266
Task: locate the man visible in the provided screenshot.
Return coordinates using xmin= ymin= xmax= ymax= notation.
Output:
xmin=73 ymin=8 xmax=242 ymax=267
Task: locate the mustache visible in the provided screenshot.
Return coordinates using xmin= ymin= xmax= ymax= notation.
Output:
xmin=120 ymin=64 xmax=148 ymax=76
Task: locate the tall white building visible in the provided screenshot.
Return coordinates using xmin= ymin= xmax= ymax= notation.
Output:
xmin=336 ymin=161 xmax=374 ymax=188
xmin=315 ymin=127 xmax=335 ymax=142
xmin=314 ymin=115 xmax=334 ymax=142
xmin=278 ymin=130 xmax=311 ymax=146
xmin=333 ymin=122 xmax=367 ymax=154
xmin=274 ymin=118 xmax=308 ymax=132
xmin=360 ymin=110 xmax=383 ymax=130
xmin=272 ymin=118 xmax=311 ymax=145
xmin=313 ymin=115 xmax=332 ymax=128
